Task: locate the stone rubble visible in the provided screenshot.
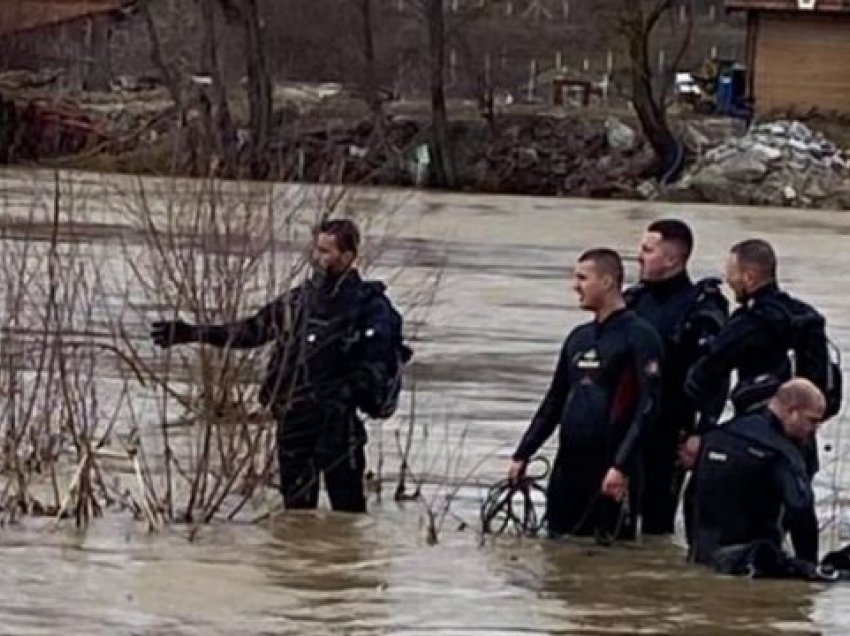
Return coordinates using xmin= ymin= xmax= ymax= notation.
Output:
xmin=671 ymin=120 xmax=850 ymax=209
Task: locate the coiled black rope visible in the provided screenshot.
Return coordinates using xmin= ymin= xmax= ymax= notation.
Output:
xmin=481 ymin=456 xmax=630 ymax=545
xmin=481 ymin=457 xmax=550 ymax=537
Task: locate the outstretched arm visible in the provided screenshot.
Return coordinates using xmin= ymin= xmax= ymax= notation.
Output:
xmin=151 ymin=294 xmax=292 ymax=350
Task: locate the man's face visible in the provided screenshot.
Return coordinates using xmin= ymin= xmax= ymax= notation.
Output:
xmin=784 ymin=404 xmax=825 ymax=442
xmin=725 ymin=253 xmax=748 ymax=303
xmin=574 ymin=259 xmax=611 ymax=311
xmin=638 ymin=231 xmax=677 ymax=281
xmin=311 ymin=232 xmax=354 ymax=278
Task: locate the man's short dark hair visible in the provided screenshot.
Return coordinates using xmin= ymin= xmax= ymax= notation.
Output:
xmin=316 ymin=218 xmax=361 ymax=256
xmin=648 ymin=218 xmax=694 ymax=259
xmin=578 ymin=248 xmax=624 ymax=287
xmin=730 ymin=239 xmax=777 ymax=280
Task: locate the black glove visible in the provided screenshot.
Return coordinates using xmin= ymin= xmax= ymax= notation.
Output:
xmin=150 ymin=320 xmax=196 ymax=348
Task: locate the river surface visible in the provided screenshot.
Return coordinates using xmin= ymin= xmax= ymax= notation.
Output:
xmin=1 ymin=168 xmax=849 ymax=634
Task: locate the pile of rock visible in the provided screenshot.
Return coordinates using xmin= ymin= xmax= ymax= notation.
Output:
xmin=270 ymin=114 xmax=655 ymax=196
xmin=467 ymin=115 xmax=653 ymax=197
xmin=673 ymin=120 xmax=850 ymax=209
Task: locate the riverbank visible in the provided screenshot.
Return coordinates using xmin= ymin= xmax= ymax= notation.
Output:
xmin=2 ymin=81 xmax=849 ymax=208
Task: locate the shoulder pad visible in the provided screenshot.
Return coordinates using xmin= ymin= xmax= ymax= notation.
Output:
xmin=755 ymin=293 xmax=823 ymax=331
xmin=358 ymin=280 xmax=387 ymax=301
xmin=362 ymin=280 xmax=386 ymax=293
xmin=695 ymin=277 xmax=723 ymax=296
xmin=693 ymin=277 xmax=728 ymax=310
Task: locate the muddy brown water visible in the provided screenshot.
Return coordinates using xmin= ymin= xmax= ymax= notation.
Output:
xmin=1 ymin=169 xmax=849 ymax=634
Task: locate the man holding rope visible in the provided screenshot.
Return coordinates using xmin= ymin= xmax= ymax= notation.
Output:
xmin=508 ymin=248 xmax=663 ymax=541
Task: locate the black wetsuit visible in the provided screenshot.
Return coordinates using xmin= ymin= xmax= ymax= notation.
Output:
xmin=685 ymin=282 xmax=829 ymax=561
xmin=190 ymin=270 xmax=398 ymax=512
xmin=513 ymin=308 xmax=663 ymax=538
xmin=690 ymin=409 xmax=812 ymax=566
xmin=625 ymin=273 xmax=727 ymax=534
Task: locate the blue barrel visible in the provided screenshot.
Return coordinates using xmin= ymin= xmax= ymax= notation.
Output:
xmin=716 ymin=74 xmax=734 ymax=114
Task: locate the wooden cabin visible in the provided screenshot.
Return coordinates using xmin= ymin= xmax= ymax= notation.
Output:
xmin=726 ymin=0 xmax=850 ymax=114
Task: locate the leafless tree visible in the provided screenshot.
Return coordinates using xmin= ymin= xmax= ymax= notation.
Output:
xmin=200 ymin=0 xmax=239 ymax=175
xmin=598 ymin=0 xmax=694 ymax=180
xmin=220 ymin=0 xmax=273 ymax=178
xmin=350 ymin=0 xmax=383 ymax=119
xmin=423 ymin=0 xmax=456 ymax=188
xmin=405 ymin=1 xmax=512 ymax=187
xmin=139 ymin=0 xmax=271 ymax=178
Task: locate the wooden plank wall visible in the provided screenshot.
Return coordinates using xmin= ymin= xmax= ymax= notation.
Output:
xmin=755 ymin=13 xmax=850 ymax=113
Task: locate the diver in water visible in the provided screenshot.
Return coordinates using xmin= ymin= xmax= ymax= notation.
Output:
xmin=508 ymin=248 xmax=663 ymax=540
xmin=685 ymin=239 xmax=840 ymax=563
xmin=625 ymin=219 xmax=727 ymax=535
xmin=690 ymin=378 xmax=826 ymax=574
xmin=151 ymin=218 xmax=410 ymax=513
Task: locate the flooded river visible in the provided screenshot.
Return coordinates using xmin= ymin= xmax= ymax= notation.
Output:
xmin=1 ymin=169 xmax=849 ymax=634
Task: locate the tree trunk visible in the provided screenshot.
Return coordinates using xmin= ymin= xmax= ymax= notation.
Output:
xmin=200 ymin=0 xmax=238 ymax=176
xmin=83 ymin=16 xmax=111 ymax=92
xmin=623 ymin=0 xmax=682 ymax=182
xmin=140 ymin=0 xmax=186 ymax=175
xmin=240 ymin=0 xmax=273 ymax=178
xmin=425 ymin=0 xmax=456 ymax=188
xmin=140 ymin=0 xmax=182 ymax=108
xmin=359 ymin=0 xmax=382 ymax=119
xmin=627 ymin=23 xmax=679 ymax=180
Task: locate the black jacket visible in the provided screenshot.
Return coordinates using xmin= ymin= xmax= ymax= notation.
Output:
xmin=690 ymin=409 xmax=812 ymax=565
xmin=192 ymin=270 xmax=397 ymax=411
xmin=513 ymin=308 xmax=663 ymax=475
xmin=625 ymin=273 xmax=728 ymax=436
xmin=686 ymin=282 xmax=829 ymax=427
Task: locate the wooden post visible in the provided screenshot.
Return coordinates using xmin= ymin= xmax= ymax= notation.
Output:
xmin=744 ymin=12 xmax=759 ymax=100
xmin=527 ymin=59 xmax=537 ymax=102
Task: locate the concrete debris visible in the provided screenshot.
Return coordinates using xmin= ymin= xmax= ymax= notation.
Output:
xmin=604 ymin=117 xmax=637 ymax=151
xmin=672 ymin=120 xmax=850 ymax=210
